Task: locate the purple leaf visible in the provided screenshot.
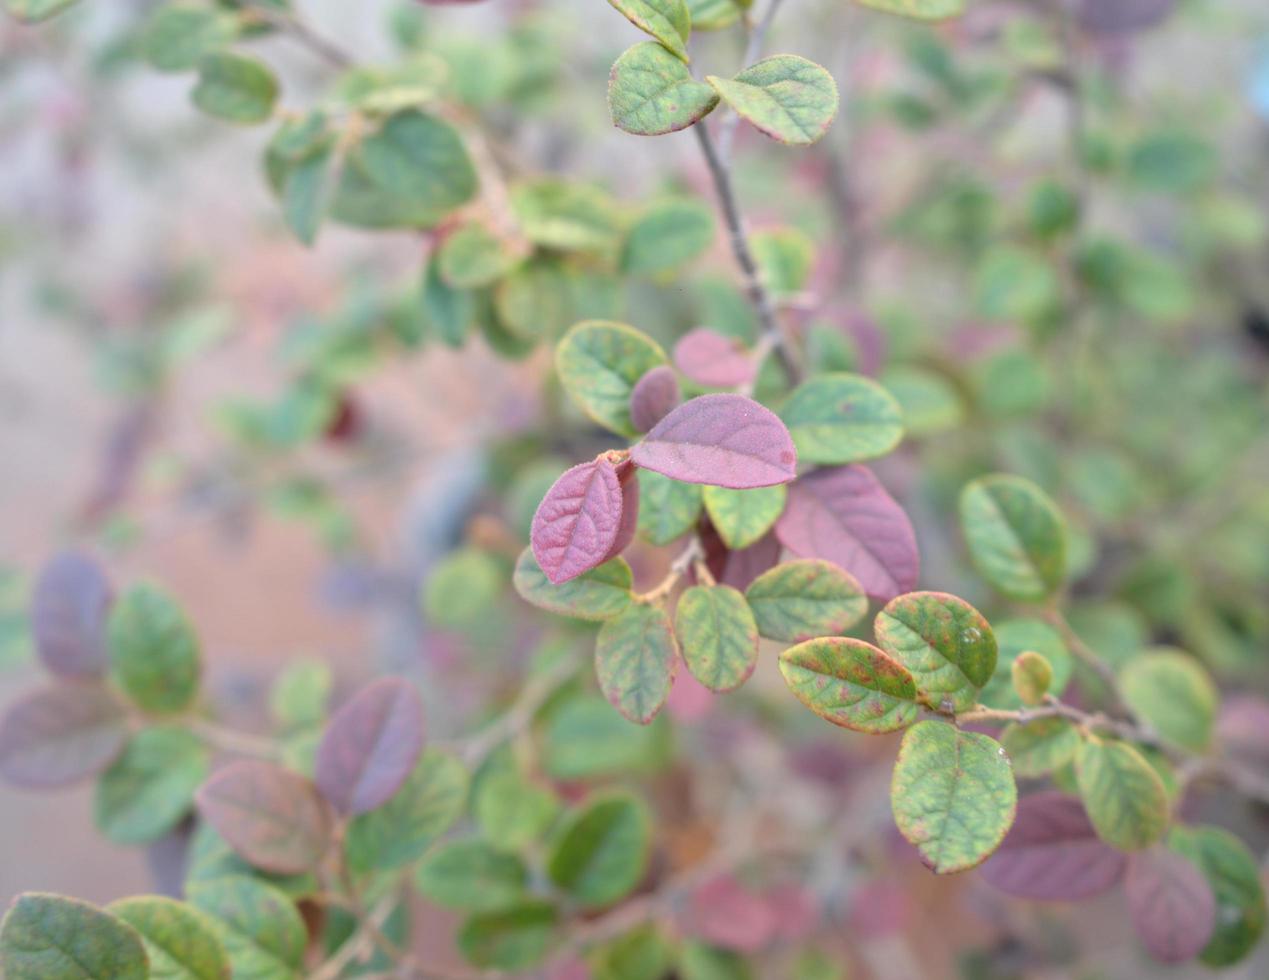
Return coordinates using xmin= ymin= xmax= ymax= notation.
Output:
xmin=629 ymin=365 xmax=681 ymax=433
xmin=195 ymin=760 xmax=334 ymax=873
xmin=603 ymin=463 xmax=640 ymax=562
xmin=531 ymin=458 xmax=626 ymax=584
xmin=315 ymin=677 xmax=425 ymax=816
xmin=673 ymin=328 xmax=755 ymax=388
xmin=775 ymin=464 xmax=918 ymax=601
xmin=720 ymin=532 xmax=782 ymax=590
xmin=1216 ymin=695 xmax=1269 ymax=770
xmin=1076 ymin=0 xmax=1175 ymax=36
xmin=31 ymin=551 xmax=112 ymax=677
xmin=980 ymin=791 xmax=1127 ymax=900
xmin=631 ymin=393 xmax=797 ymax=489
xmin=0 ymin=682 xmax=128 ymax=788
xmin=1125 ymin=847 xmax=1216 ymax=963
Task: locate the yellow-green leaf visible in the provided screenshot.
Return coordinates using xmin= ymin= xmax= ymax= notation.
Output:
xmin=706 ymin=55 xmax=838 ymax=146
xmin=675 ymin=585 xmax=759 ymax=692
xmin=702 ymin=484 xmax=786 ymax=550
xmin=1075 ymin=738 xmax=1169 ymax=851
xmin=779 ymin=636 xmax=920 ymax=734
xmin=959 ymin=474 xmax=1067 ymax=602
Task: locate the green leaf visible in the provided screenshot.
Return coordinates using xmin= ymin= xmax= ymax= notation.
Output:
xmin=686 ymin=0 xmax=745 ymax=31
xmin=511 ymin=179 xmax=622 ymax=255
xmin=609 ymin=42 xmax=720 ymax=137
xmin=188 ymin=877 xmax=305 ymax=980
xmin=679 ymin=942 xmax=756 ymax=980
xmin=280 ymin=146 xmax=335 ymax=247
xmin=183 ymin=823 xmax=318 ymax=900
xmin=439 ymin=224 xmax=521 ymax=289
xmin=778 ymin=373 xmax=904 ymax=464
xmin=421 ymin=252 xmax=473 ymax=347
xmin=423 ymin=547 xmax=503 ymax=629
xmin=0 ymin=893 xmax=148 ymax=980
xmin=269 ymin=660 xmax=331 ymax=734
xmin=542 ymin=696 xmax=672 ymax=781
xmin=595 ymin=604 xmax=677 ymax=725
xmin=3 ymin=0 xmax=81 ymax=24
xmin=548 ymin=793 xmax=652 ymax=908
xmin=345 ymin=749 xmax=469 ymax=873
xmin=878 ymin=366 xmax=964 ymax=437
xmin=745 ymin=559 xmax=867 ymax=642
xmin=192 ymin=53 xmax=279 ymax=125
xmin=414 ymin=840 xmax=529 ymax=912
xmin=702 ymin=484 xmax=786 ymax=550
xmin=1169 ymin=825 xmax=1267 ymax=966
xmin=108 ymin=584 xmax=201 ymax=714
xmin=1011 ymin=650 xmax=1052 ymax=706
xmin=589 ymin=924 xmax=674 ymax=980
xmin=779 ymin=637 xmax=920 ymax=733
xmin=95 ymin=727 xmax=209 ymax=845
xmin=1000 ymin=717 xmax=1080 ymax=777
xmin=706 ymin=55 xmax=838 ymax=146
xmin=609 ymin=0 xmax=691 ymax=61
xmin=890 ymin=720 xmax=1017 ymax=873
xmin=457 ymin=902 xmax=558 ymax=971
xmin=636 ymin=470 xmax=702 ymax=545
xmin=142 ymin=4 xmax=238 ymax=73
xmin=1119 ymin=650 xmax=1218 ymax=752
xmin=473 ymin=767 xmax=559 ymax=852
xmin=874 ymin=592 xmax=997 ymax=712
xmin=978 ymin=618 xmax=1071 ymax=710
xmin=855 ymin=0 xmax=965 ymax=21
xmin=513 ymin=548 xmax=634 ymax=621
xmin=959 ymin=474 xmax=1067 ymax=602
xmin=675 ymin=585 xmax=759 ymax=692
xmin=973 ymin=246 xmax=1061 ymax=324
xmin=751 ymin=227 xmax=814 ymax=296
xmin=495 ymin=255 xmax=621 ymax=342
xmin=106 ymin=896 xmax=230 ymax=980
xmin=622 ymin=198 xmax=715 ymax=277
xmin=556 ymin=321 xmax=669 ymax=437
xmin=1074 ymin=737 xmax=1169 ymax=851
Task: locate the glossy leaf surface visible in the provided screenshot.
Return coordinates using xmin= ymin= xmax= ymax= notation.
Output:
xmin=547 ymin=793 xmax=652 ymax=908
xmin=960 ymin=475 xmax=1066 ymax=601
xmin=874 ymin=592 xmax=997 ymax=712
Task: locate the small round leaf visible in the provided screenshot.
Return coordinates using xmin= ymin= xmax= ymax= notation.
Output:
xmin=675 ymin=585 xmax=759 ymax=693
xmin=779 ymin=637 xmax=919 ymax=734
xmin=595 ymin=604 xmax=678 ymax=724
xmin=0 ymin=683 xmax=128 ymax=789
xmin=778 ymin=373 xmax=904 ymax=464
xmin=745 ymin=559 xmax=867 ymax=642
xmin=95 ymin=727 xmax=210 ymax=845
xmin=1074 ymin=737 xmax=1169 ymax=851
xmin=107 ymin=584 xmax=201 ymax=715
xmin=706 ymin=55 xmax=839 ymax=146
xmin=547 ymin=793 xmax=652 ymax=908
xmin=702 ymin=484 xmax=786 ymax=550
xmin=106 ymin=896 xmax=230 ymax=980
xmin=513 ymin=548 xmax=634 ymax=621
xmin=609 ymin=42 xmax=719 ymax=136
xmin=0 ymin=893 xmax=147 ymax=980
xmin=555 ymin=321 xmax=668 ymax=437
xmin=959 ymin=474 xmax=1067 ymax=602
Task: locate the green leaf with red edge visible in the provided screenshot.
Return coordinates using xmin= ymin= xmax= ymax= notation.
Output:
xmin=0 ymin=683 xmax=128 ymax=789
xmin=608 ymin=0 xmax=692 ymax=61
xmin=706 ymin=55 xmax=839 ymax=146
xmin=959 ymin=474 xmax=1067 ymax=602
xmin=609 ymin=43 xmax=719 ymax=137
xmin=779 ymin=637 xmax=919 ymax=733
xmin=555 ymin=321 xmax=669 ymax=437
xmin=106 ymin=896 xmax=231 ymax=980
xmin=195 ymin=760 xmax=334 ymax=874
xmin=874 ymin=592 xmax=997 ymax=712
xmin=745 ymin=559 xmax=867 ymax=642
xmin=1169 ymin=824 xmax=1267 ymax=966
xmin=187 ymin=876 xmax=305 ymax=980
xmin=595 ymin=604 xmax=678 ymax=724
xmin=890 ymin=720 xmax=1017 ymax=873
xmin=0 ymin=893 xmax=148 ymax=980
xmin=547 ymin=793 xmax=652 ymax=908
xmin=856 ymin=0 xmax=965 ymax=21
xmin=513 ymin=548 xmax=634 ymax=621
xmin=675 ymin=585 xmax=759 ymax=693
xmin=1074 ymin=737 xmax=1169 ymax=851
xmin=703 ymin=484 xmax=786 ymax=550
xmin=778 ymin=373 xmax=905 ymax=465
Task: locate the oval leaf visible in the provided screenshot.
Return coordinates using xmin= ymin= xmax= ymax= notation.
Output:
xmin=608 ymin=0 xmax=691 ymax=61
xmin=95 ymin=727 xmax=210 ymax=845
xmin=890 ymin=720 xmax=1017 ymax=873
xmin=414 ymin=840 xmax=528 ymax=912
xmin=1120 ymin=650 xmax=1218 ymax=752
xmin=631 ymin=393 xmax=797 ymax=489
xmin=874 ymin=591 xmax=997 ymax=713
xmin=675 ymin=585 xmax=759 ymax=693
xmin=673 ymin=328 xmax=756 ymax=388
xmin=1169 ymin=824 xmax=1267 ymax=967
xmin=702 ymin=484 xmax=786 ymax=550
xmin=547 ymin=793 xmax=652 ymax=908
xmin=959 ymin=474 xmax=1066 ymax=602
xmin=745 ymin=558 xmax=867 ymax=642
xmin=315 ymin=677 xmax=425 ymax=816
xmin=555 ymin=321 xmax=668 ymax=437
xmin=980 ymin=791 xmax=1127 ymax=900
xmin=107 ymin=584 xmax=201 ymax=715
xmin=0 ymin=893 xmax=147 ymax=980
xmin=706 ymin=55 xmax=839 ymax=146
xmin=979 ymin=618 xmax=1072 ymax=710
xmin=1000 ymin=717 xmax=1081 ymax=778
xmin=531 ymin=458 xmax=626 ymax=585
xmin=191 ymin=53 xmax=278 ymax=126
xmin=621 ymin=199 xmax=715 ymax=278
xmin=779 ymin=373 xmax=904 ymax=465
xmin=629 ymin=365 xmax=682 ymax=433
xmin=457 ymin=901 xmax=559 ymax=972
xmin=513 ymin=548 xmax=634 ymax=621
xmin=0 ymin=683 xmax=128 ymax=789
xmin=106 ymin=896 xmax=231 ymax=980
xmin=187 ymin=876 xmax=304 ymax=979
xmin=775 ymin=464 xmax=918 ymax=601
xmin=1126 ymin=848 xmax=1216 ymax=963
xmin=609 ymin=42 xmax=719 ymax=137
xmin=636 ymin=469 xmax=702 ymax=545
xmin=195 ymin=760 xmax=333 ymax=874
xmin=1074 ymin=737 xmax=1169 ymax=851
xmin=595 ymin=604 xmax=678 ymax=724
xmin=779 ymin=637 xmax=919 ymax=733
xmin=31 ymin=551 xmax=111 ymax=677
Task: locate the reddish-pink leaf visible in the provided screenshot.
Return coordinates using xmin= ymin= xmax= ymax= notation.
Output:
xmin=531 ymin=458 xmax=626 ymax=584
xmin=31 ymin=551 xmax=112 ymax=677
xmin=602 ymin=463 xmax=640 ymax=562
xmin=766 ymin=883 xmax=819 ymax=942
xmin=195 ymin=760 xmax=333 ymax=873
xmin=1125 ymin=848 xmax=1216 ymax=963
xmin=1216 ymin=695 xmax=1269 ymax=770
xmin=629 ymin=365 xmax=681 ymax=434
xmin=673 ymin=328 xmax=755 ymax=388
xmin=979 ymin=791 xmax=1127 ymax=900
xmin=775 ymin=465 xmax=918 ymax=601
xmin=0 ymin=682 xmax=128 ymax=788
xmin=631 ymin=393 xmax=797 ymax=489
xmin=687 ymin=874 xmax=777 ymax=953
xmin=315 ymin=677 xmax=425 ymax=816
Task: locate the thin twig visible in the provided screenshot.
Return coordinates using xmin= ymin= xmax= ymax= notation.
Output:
xmin=184 ymin=718 xmax=281 ymax=760
xmin=242 ymin=1 xmax=357 ymax=71
xmin=717 ymin=0 xmax=789 ymax=161
xmin=451 ymin=655 xmax=580 ymax=770
xmin=634 ymin=537 xmax=705 ymax=604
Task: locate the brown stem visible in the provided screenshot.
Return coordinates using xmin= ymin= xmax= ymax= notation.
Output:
xmin=634 ymin=537 xmax=705 ymax=605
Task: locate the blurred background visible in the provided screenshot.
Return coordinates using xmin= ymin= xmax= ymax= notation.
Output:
xmin=2 ymin=1 xmax=1269 ymax=977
